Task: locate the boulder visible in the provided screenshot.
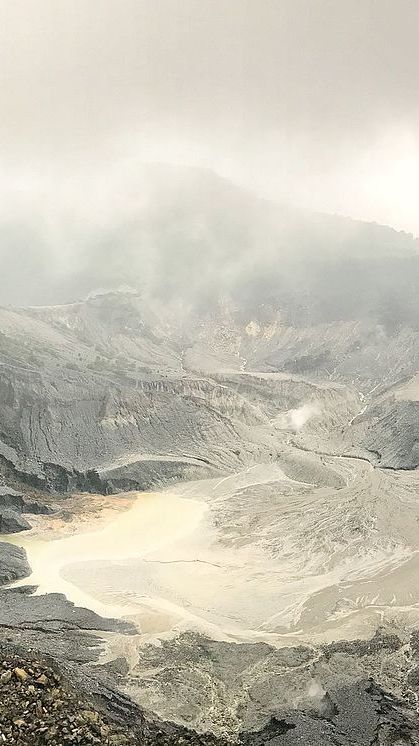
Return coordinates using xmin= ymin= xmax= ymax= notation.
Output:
xmin=0 ymin=542 xmax=30 ymax=585
xmin=0 ymin=509 xmax=31 ymax=534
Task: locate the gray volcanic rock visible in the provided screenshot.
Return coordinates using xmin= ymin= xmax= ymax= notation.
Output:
xmin=0 ymin=543 xmax=30 ymax=584
xmin=101 ymin=456 xmax=219 ymax=493
xmin=123 ymin=628 xmax=419 ymax=743
xmin=0 ymin=508 xmax=31 ymax=533
xmin=0 ymin=485 xmax=54 ymax=534
xmin=0 ymin=485 xmax=54 ymax=515
xmin=0 ymin=586 xmax=134 ymax=635
xmin=0 ymin=652 xmax=141 ymax=746
xmin=0 ymin=485 xmax=24 ymax=502
xmin=361 ymin=398 xmax=419 ymax=469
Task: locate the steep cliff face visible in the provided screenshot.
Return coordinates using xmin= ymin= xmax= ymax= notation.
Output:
xmin=0 ymin=296 xmax=282 ymax=490
xmin=0 ymin=362 xmax=280 ymax=492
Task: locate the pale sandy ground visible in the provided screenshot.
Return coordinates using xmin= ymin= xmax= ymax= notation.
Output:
xmin=5 ymin=453 xmax=419 ymax=649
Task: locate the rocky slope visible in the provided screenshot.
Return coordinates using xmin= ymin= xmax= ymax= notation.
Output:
xmin=1 ymin=287 xmax=419 ymax=491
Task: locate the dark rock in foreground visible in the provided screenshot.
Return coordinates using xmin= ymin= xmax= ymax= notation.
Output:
xmin=0 ymin=653 xmax=138 ymax=745
xmin=0 ymin=649 xmax=230 ymax=745
xmin=1 ymin=642 xmax=419 ymax=746
xmin=0 ymin=543 xmax=30 ymax=585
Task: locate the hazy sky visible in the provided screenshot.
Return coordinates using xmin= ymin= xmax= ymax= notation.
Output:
xmin=1 ymin=0 xmax=419 ymax=234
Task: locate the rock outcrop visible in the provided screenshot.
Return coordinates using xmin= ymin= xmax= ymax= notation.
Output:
xmin=0 ymin=543 xmax=30 ymax=585
xmin=0 ymin=509 xmax=31 ymax=534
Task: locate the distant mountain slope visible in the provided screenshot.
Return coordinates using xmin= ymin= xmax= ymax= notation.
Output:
xmin=0 ymin=166 xmax=418 ymax=329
